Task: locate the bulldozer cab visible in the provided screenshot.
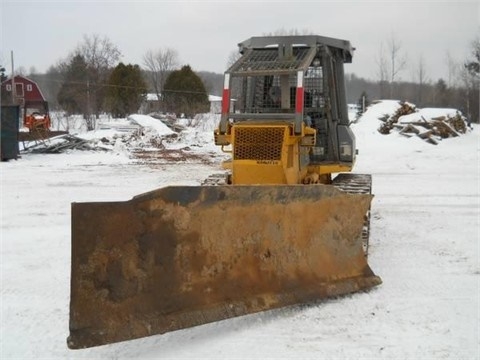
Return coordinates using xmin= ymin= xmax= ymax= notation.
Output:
xmin=217 ymin=35 xmax=356 ymax=168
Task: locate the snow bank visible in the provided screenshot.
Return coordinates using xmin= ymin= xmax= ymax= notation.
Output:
xmin=355 ymin=100 xmax=402 ymax=132
xmin=127 ymin=114 xmax=175 ymax=136
xmin=363 ymin=100 xmax=403 ymax=119
xmin=399 ymin=108 xmax=461 ymax=123
xmin=356 ymin=100 xmax=469 ymax=139
xmin=352 ymin=100 xmax=465 ymax=173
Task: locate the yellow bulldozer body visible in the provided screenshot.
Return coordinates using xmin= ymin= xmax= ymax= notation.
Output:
xmin=216 ymin=122 xmax=352 ymax=185
xmin=226 ymin=122 xmax=314 ymax=184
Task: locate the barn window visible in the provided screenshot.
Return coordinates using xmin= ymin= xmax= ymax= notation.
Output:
xmin=26 ymin=84 xmax=33 ymax=91
xmin=16 ymin=83 xmax=24 ymax=97
xmin=6 ymin=84 xmax=11 ymax=91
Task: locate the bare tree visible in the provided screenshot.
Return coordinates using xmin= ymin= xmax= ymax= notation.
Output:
xmin=28 ymin=66 xmax=37 ymax=75
xmin=226 ymin=49 xmax=240 ymax=69
xmin=414 ymin=54 xmax=429 ymax=105
xmin=445 ymin=50 xmax=458 ymax=87
xmin=16 ymin=66 xmax=27 ymax=76
xmin=387 ymin=33 xmax=407 ymax=97
xmin=143 ymin=47 xmax=179 ymax=110
xmin=225 ymin=49 xmax=244 ymax=110
xmin=375 ymin=43 xmax=389 ymax=98
xmin=75 ymin=34 xmax=122 ymax=125
xmin=77 ymin=34 xmax=121 ymax=72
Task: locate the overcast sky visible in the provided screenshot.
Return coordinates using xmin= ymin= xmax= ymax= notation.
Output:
xmin=1 ymin=0 xmax=478 ymax=82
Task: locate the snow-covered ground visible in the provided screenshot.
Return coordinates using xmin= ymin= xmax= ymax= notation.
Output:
xmin=1 ymin=104 xmax=479 ymax=359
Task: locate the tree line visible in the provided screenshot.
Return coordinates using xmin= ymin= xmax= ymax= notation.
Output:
xmin=2 ymin=32 xmax=478 ymax=125
xmin=2 ymin=34 xmax=211 ymax=129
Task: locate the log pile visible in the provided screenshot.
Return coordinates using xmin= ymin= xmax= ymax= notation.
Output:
xmin=378 ymin=102 xmax=416 ymax=134
xmin=395 ymin=113 xmax=467 ymax=145
xmin=378 ymin=102 xmax=469 ymax=145
xmin=437 ymin=113 xmax=467 ymax=134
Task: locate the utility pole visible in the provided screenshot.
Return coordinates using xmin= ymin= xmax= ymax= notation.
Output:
xmin=10 ymin=51 xmax=15 ymax=105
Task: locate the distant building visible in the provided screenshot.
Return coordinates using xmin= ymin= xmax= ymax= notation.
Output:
xmin=139 ymin=93 xmax=161 ymax=114
xmin=140 ymin=93 xmax=235 ymax=115
xmin=208 ymin=95 xmax=236 ymax=114
xmin=1 ymin=75 xmax=48 ymax=107
xmin=1 ymin=75 xmax=50 ymax=127
xmin=347 ymin=103 xmax=359 ymax=112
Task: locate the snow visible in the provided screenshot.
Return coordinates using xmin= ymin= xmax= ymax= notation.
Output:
xmin=399 ymin=107 xmax=462 ymax=123
xmin=1 ymin=104 xmax=479 ymax=359
xmin=209 ymin=95 xmax=222 ymax=102
xmin=127 ymin=114 xmax=175 ymax=136
xmin=146 ymin=93 xmax=159 ymax=101
xmin=361 ymin=100 xmax=403 ymax=126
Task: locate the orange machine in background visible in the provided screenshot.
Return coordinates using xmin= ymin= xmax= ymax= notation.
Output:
xmin=24 ymin=104 xmax=51 ymax=131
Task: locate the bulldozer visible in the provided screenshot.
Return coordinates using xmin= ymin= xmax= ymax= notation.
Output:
xmin=68 ymin=35 xmax=381 ymax=349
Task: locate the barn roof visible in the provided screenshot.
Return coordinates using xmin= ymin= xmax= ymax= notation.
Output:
xmin=1 ymin=75 xmax=47 ymax=102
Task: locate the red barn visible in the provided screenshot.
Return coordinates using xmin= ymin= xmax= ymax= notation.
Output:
xmin=1 ymin=75 xmax=50 ymax=130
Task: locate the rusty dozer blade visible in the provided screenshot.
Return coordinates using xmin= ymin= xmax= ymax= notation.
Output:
xmin=68 ymin=185 xmax=381 ymax=349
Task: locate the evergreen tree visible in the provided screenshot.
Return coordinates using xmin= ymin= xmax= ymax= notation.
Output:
xmin=0 ymin=65 xmax=6 ymax=82
xmin=356 ymin=91 xmax=370 ymax=117
xmin=163 ymin=65 xmax=209 ymax=117
xmin=462 ymin=37 xmax=479 ymax=123
xmin=57 ymin=54 xmax=89 ymax=118
xmin=464 ymin=39 xmax=479 ymax=76
xmin=433 ymin=79 xmax=449 ymax=107
xmin=106 ymin=63 xmax=147 ymax=117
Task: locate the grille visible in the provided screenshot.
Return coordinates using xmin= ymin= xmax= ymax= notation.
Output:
xmin=234 ymin=127 xmax=285 ymax=160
